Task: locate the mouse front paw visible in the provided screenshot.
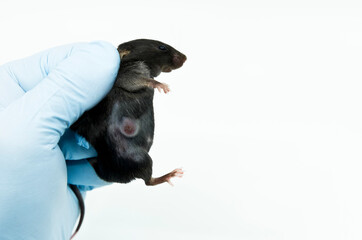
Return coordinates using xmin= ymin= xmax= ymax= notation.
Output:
xmin=149 ymin=82 xmax=170 ymax=94
xmin=155 ymin=82 xmax=170 ymax=94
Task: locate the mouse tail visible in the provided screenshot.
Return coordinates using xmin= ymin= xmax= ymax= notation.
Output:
xmin=69 ymin=184 xmax=85 ymax=239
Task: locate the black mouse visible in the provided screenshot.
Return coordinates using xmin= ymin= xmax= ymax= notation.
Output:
xmin=69 ymin=39 xmax=186 ymax=238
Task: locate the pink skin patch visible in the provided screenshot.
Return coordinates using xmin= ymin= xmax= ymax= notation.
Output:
xmin=120 ymin=117 xmax=139 ymax=137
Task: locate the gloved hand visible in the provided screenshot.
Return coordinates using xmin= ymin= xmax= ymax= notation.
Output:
xmin=0 ymin=41 xmax=120 ymax=240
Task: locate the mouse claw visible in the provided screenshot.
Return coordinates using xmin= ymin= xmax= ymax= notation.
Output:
xmin=167 ymin=179 xmax=174 ymax=186
xmin=169 ymin=168 xmax=184 ymax=178
xmin=154 ymin=82 xmax=170 ymax=94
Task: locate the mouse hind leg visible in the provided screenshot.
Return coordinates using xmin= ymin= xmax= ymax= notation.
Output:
xmin=145 ymin=168 xmax=184 ymax=186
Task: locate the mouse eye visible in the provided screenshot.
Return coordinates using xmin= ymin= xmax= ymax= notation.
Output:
xmin=158 ymin=45 xmax=167 ymax=51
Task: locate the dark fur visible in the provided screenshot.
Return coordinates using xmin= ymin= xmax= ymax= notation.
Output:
xmin=69 ymin=39 xmax=186 ymax=239
xmin=71 ymin=39 xmax=186 ymax=183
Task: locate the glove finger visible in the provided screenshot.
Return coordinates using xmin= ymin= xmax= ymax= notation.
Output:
xmin=0 ymin=43 xmax=84 ymax=109
xmin=0 ymin=41 xmax=120 ymax=149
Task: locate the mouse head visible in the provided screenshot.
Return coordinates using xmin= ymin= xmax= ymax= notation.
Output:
xmin=117 ymin=39 xmax=187 ymax=77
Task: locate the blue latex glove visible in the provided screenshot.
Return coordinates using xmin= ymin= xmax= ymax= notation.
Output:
xmin=0 ymin=41 xmax=120 ymax=239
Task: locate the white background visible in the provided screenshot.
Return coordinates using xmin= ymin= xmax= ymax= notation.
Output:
xmin=1 ymin=1 xmax=362 ymax=239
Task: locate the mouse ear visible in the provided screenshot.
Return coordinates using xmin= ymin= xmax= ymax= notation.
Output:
xmin=118 ymin=49 xmax=131 ymax=59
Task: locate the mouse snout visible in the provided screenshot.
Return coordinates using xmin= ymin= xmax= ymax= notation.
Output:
xmin=120 ymin=117 xmax=140 ymax=138
xmin=172 ymin=53 xmax=187 ymax=69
